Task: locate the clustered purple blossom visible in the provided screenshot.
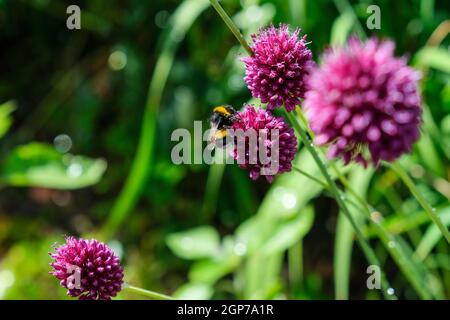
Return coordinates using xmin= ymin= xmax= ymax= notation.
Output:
xmin=242 ymin=24 xmax=314 ymax=112
xmin=49 ymin=237 xmax=124 ymax=300
xmin=304 ymin=38 xmax=422 ymax=166
xmin=230 ymin=105 xmax=297 ymax=183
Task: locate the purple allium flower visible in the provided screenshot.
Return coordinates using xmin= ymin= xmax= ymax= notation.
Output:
xmin=304 ymin=38 xmax=422 ymax=166
xmin=242 ymin=24 xmax=314 ymax=112
xmin=49 ymin=237 xmax=124 ymax=300
xmin=230 ymin=105 xmax=297 ymax=182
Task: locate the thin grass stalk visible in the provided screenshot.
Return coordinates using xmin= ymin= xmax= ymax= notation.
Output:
xmin=209 ymin=0 xmax=253 ymax=55
xmin=123 ymin=284 xmax=174 ymax=300
xmin=101 ymin=0 xmax=210 ymax=239
xmin=288 ymin=240 xmax=304 ymax=292
xmin=389 ymin=162 xmax=450 ymax=246
xmin=285 ymin=111 xmax=394 ymax=299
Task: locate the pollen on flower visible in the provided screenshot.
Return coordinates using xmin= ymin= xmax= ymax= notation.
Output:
xmin=304 ymin=37 xmax=422 ymax=166
xmin=49 ymin=236 xmax=124 ymax=300
xmin=242 ymin=24 xmax=314 ymax=112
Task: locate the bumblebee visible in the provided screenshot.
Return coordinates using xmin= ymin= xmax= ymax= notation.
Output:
xmin=208 ymin=105 xmax=238 ymax=144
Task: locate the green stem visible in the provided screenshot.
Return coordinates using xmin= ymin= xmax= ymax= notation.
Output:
xmin=209 ymin=0 xmax=253 ymax=56
xmin=332 ymin=0 xmax=367 ymax=39
xmin=372 ymin=222 xmax=433 ymax=299
xmin=293 ymin=166 xmax=329 ymax=189
xmin=286 ymin=110 xmax=394 ymax=299
xmin=123 ymin=284 xmax=174 ymax=300
xmin=312 ymin=160 xmax=439 ymax=299
xmin=331 ymin=164 xmax=371 ymax=211
xmin=297 ymin=108 xmax=363 ymax=204
xmin=295 ymin=166 xmax=366 ymax=213
xmin=288 ymin=240 xmax=304 ymax=292
xmin=389 ymin=162 xmax=450 ymax=246
xmin=345 ymin=169 xmax=435 ymax=299
xmin=295 ymin=108 xmax=378 ymax=217
xmin=296 ymin=107 xmax=362 ymax=204
xmin=295 ymin=108 xmax=315 ymax=138
xmin=201 ymin=152 xmax=226 ymax=222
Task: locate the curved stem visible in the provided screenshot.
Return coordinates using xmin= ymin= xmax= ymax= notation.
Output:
xmin=295 ymin=108 xmax=379 ymax=215
xmin=209 ymin=0 xmax=253 ymax=56
xmin=332 ymin=0 xmax=367 ymax=39
xmin=293 ymin=166 xmax=329 ymax=189
xmin=285 ymin=110 xmax=394 ymax=299
xmin=101 ymin=0 xmax=210 ymax=239
xmin=298 ymin=128 xmax=439 ymax=299
xmin=389 ymin=162 xmax=450 ymax=246
xmin=345 ymin=169 xmax=435 ymax=299
xmin=298 ymin=111 xmax=438 ymax=298
xmin=288 ymin=241 xmax=304 ymax=292
xmin=201 ymin=152 xmax=226 ymax=222
xmin=123 ymin=284 xmax=174 ymax=300
xmin=295 ymin=108 xmax=315 ymax=138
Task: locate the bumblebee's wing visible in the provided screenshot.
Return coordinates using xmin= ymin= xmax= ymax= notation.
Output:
xmin=208 ymin=121 xmax=220 ymax=143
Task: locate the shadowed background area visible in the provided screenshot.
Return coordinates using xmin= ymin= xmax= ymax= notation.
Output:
xmin=0 ymin=0 xmax=449 ymax=299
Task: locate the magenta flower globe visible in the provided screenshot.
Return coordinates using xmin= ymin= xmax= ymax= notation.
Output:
xmin=49 ymin=237 xmax=124 ymax=300
xmin=304 ymin=38 xmax=422 ymax=166
xmin=230 ymin=105 xmax=297 ymax=182
xmin=242 ymin=24 xmax=314 ymax=112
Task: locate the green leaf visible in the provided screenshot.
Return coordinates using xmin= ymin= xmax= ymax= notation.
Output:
xmin=331 ymin=10 xmax=354 ymax=46
xmin=235 ymin=150 xmax=323 ymax=254
xmin=235 ymin=150 xmax=349 ymax=299
xmin=236 ymin=150 xmax=339 ymax=299
xmin=334 ymin=167 xmax=372 ymax=300
xmin=413 ymin=47 xmax=450 ymax=74
xmin=334 ymin=210 xmax=354 ymax=300
xmin=189 ymin=258 xmax=238 ymax=284
xmin=102 ymin=0 xmax=210 ymax=239
xmin=415 ymin=208 xmax=450 ymax=260
xmin=0 ymin=100 xmax=16 ymax=139
xmin=363 ymin=206 xmax=450 ymax=238
xmin=441 ymin=114 xmax=450 ymax=136
xmin=234 ymin=3 xmax=276 ymax=30
xmin=173 ymin=282 xmax=213 ymax=300
xmin=416 ymin=131 xmax=445 ymax=176
xmin=1 ymin=142 xmax=107 ymax=189
xmin=166 ymin=226 xmax=221 ymax=260
xmin=261 ymin=206 xmax=314 ymax=255
xmin=242 ymin=251 xmax=283 ymax=299
xmin=235 ymin=149 xmax=350 ymax=254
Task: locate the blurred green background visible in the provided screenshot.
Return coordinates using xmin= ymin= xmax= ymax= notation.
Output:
xmin=0 ymin=0 xmax=449 ymax=300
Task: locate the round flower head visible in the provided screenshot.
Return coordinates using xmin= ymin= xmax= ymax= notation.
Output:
xmin=49 ymin=237 xmax=124 ymax=300
xmin=304 ymin=38 xmax=422 ymax=166
xmin=242 ymin=24 xmax=314 ymax=112
xmin=230 ymin=105 xmax=297 ymax=182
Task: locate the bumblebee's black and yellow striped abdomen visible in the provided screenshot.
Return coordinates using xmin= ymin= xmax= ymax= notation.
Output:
xmin=209 ymin=105 xmax=237 ymax=142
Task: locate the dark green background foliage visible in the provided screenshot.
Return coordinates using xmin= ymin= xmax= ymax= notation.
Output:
xmin=0 ymin=0 xmax=449 ymax=299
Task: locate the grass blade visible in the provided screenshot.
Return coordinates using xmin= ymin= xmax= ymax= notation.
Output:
xmin=101 ymin=0 xmax=210 ymax=239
